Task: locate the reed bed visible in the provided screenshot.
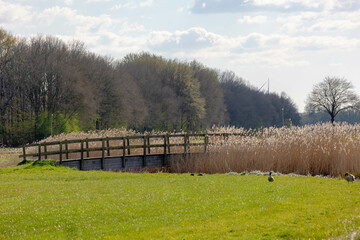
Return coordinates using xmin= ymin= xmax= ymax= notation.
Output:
xmin=26 ymin=123 xmax=360 ymax=177
xmin=172 ymin=122 xmax=360 ymax=177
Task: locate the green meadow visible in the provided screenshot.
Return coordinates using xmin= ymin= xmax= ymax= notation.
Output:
xmin=1 ymin=162 xmax=360 ymax=239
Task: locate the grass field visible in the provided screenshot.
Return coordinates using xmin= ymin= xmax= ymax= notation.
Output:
xmin=1 ymin=163 xmax=360 ymax=239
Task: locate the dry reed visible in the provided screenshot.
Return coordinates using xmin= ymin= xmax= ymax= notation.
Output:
xmin=172 ymin=123 xmax=360 ymax=177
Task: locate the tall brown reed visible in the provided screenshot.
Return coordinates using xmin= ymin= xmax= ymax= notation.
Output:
xmin=171 ymin=123 xmax=360 ymax=177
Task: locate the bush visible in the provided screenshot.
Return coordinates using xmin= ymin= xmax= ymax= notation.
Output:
xmin=31 ymin=159 xmax=57 ymax=167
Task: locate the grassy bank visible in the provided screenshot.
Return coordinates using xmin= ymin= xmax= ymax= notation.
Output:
xmin=1 ymin=164 xmax=360 ymax=239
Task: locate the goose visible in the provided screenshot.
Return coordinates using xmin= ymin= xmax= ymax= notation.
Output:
xmin=268 ymin=171 xmax=274 ymax=182
xmin=345 ymin=172 xmax=355 ymax=183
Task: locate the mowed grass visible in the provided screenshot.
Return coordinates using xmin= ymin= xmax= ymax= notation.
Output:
xmin=1 ymin=165 xmax=360 ymax=239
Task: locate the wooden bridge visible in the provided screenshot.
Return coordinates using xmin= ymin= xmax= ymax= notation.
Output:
xmin=19 ymin=133 xmax=236 ymax=171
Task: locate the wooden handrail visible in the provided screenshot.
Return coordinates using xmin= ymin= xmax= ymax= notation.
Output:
xmin=19 ymin=132 xmax=244 ymax=161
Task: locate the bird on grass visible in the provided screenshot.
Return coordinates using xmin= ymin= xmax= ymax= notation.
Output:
xmin=345 ymin=172 xmax=355 ymax=183
xmin=268 ymin=171 xmax=274 ymax=182
xmin=190 ymin=173 xmax=203 ymax=176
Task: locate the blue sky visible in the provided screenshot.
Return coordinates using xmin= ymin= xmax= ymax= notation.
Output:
xmin=1 ymin=0 xmax=360 ymax=112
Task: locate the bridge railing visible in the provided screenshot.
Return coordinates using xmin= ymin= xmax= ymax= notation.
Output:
xmin=19 ymin=133 xmax=242 ymax=163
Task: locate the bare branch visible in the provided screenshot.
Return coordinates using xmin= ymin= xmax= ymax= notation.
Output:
xmin=305 ymin=76 xmax=360 ymax=123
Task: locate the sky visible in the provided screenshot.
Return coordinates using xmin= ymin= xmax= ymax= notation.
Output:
xmin=1 ymin=0 xmax=360 ymax=112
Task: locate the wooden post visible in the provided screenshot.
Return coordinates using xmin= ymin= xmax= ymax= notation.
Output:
xmin=187 ymin=135 xmax=190 ymax=153
xmin=38 ymin=144 xmax=41 ymax=161
xmin=22 ymin=146 xmax=26 ymax=161
xmin=122 ymin=137 xmax=126 ymax=168
xmin=86 ymin=139 xmax=89 ymax=158
xmin=167 ymin=135 xmax=170 ymax=154
xmin=184 ymin=134 xmax=187 ymax=153
xmin=183 ymin=134 xmax=188 ymax=161
xmin=44 ymin=143 xmax=48 ymax=160
xmin=59 ymin=142 xmax=63 ymax=164
xmin=147 ymin=136 xmax=151 ymax=154
xmin=126 ymin=137 xmax=130 ymax=155
xmin=80 ymin=140 xmax=84 ymax=170
xmin=101 ymin=138 xmax=105 ymax=170
xmin=106 ymin=137 xmax=110 ymax=156
xmin=204 ymin=134 xmax=209 ymax=153
xmin=163 ymin=135 xmax=167 ymax=166
xmin=143 ymin=136 xmax=146 ymax=167
xmin=65 ymin=140 xmax=69 ymax=159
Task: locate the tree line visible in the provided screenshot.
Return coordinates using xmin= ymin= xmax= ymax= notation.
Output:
xmin=0 ymin=28 xmax=300 ymax=146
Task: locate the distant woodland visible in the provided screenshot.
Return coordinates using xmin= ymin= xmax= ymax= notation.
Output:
xmin=0 ymin=29 xmax=302 ymax=146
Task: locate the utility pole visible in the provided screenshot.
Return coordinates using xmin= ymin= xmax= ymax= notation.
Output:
xmin=281 ymin=108 xmax=284 ymax=127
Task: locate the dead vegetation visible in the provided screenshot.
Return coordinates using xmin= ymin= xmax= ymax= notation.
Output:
xmin=172 ymin=123 xmax=360 ymax=177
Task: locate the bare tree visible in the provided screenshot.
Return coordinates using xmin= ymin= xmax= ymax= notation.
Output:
xmin=305 ymin=76 xmax=359 ymax=124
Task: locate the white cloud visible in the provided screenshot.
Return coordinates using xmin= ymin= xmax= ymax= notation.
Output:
xmin=86 ymin=0 xmax=111 ymax=2
xmin=111 ymin=0 xmax=153 ymax=10
xmin=38 ymin=6 xmax=113 ymax=31
xmin=111 ymin=2 xmax=137 ymax=10
xmin=276 ymin=12 xmax=321 ymax=32
xmin=148 ymin=31 xmax=173 ymax=45
xmin=177 ymin=5 xmax=192 ymax=14
xmin=192 ymin=0 xmax=360 ymax=14
xmin=35 ymin=6 xmax=149 ymax=55
xmin=238 ymin=15 xmax=268 ymax=24
xmin=277 ymin=10 xmax=360 ymax=33
xmin=144 ymin=27 xmax=360 ymax=68
xmin=62 ymin=0 xmax=73 ymax=5
xmin=309 ymin=19 xmax=360 ymax=32
xmin=148 ymin=27 xmax=224 ymax=53
xmin=140 ymin=0 xmax=153 ymax=7
xmin=253 ymin=0 xmax=348 ymax=11
xmin=0 ymin=0 xmax=33 ymax=27
xmin=329 ymin=63 xmax=342 ymax=67
xmin=119 ymin=22 xmax=145 ymax=33
xmin=5 ymin=2 xmax=358 ymax=70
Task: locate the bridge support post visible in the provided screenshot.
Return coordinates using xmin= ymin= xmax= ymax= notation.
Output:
xmin=59 ymin=142 xmax=62 ymax=164
xmin=163 ymin=135 xmax=167 ymax=166
xmin=122 ymin=137 xmax=126 ymax=168
xmin=80 ymin=140 xmax=84 ymax=170
xmin=204 ymin=134 xmax=209 ymax=153
xmin=38 ymin=144 xmax=41 ymax=161
xmin=22 ymin=146 xmax=26 ymax=161
xmin=101 ymin=138 xmax=105 ymax=170
xmin=143 ymin=136 xmax=147 ymax=167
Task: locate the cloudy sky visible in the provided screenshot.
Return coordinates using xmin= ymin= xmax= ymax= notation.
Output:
xmin=1 ymin=0 xmax=360 ymax=112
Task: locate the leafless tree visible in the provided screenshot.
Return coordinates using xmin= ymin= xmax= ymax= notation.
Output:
xmin=305 ymin=76 xmax=360 ymax=124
